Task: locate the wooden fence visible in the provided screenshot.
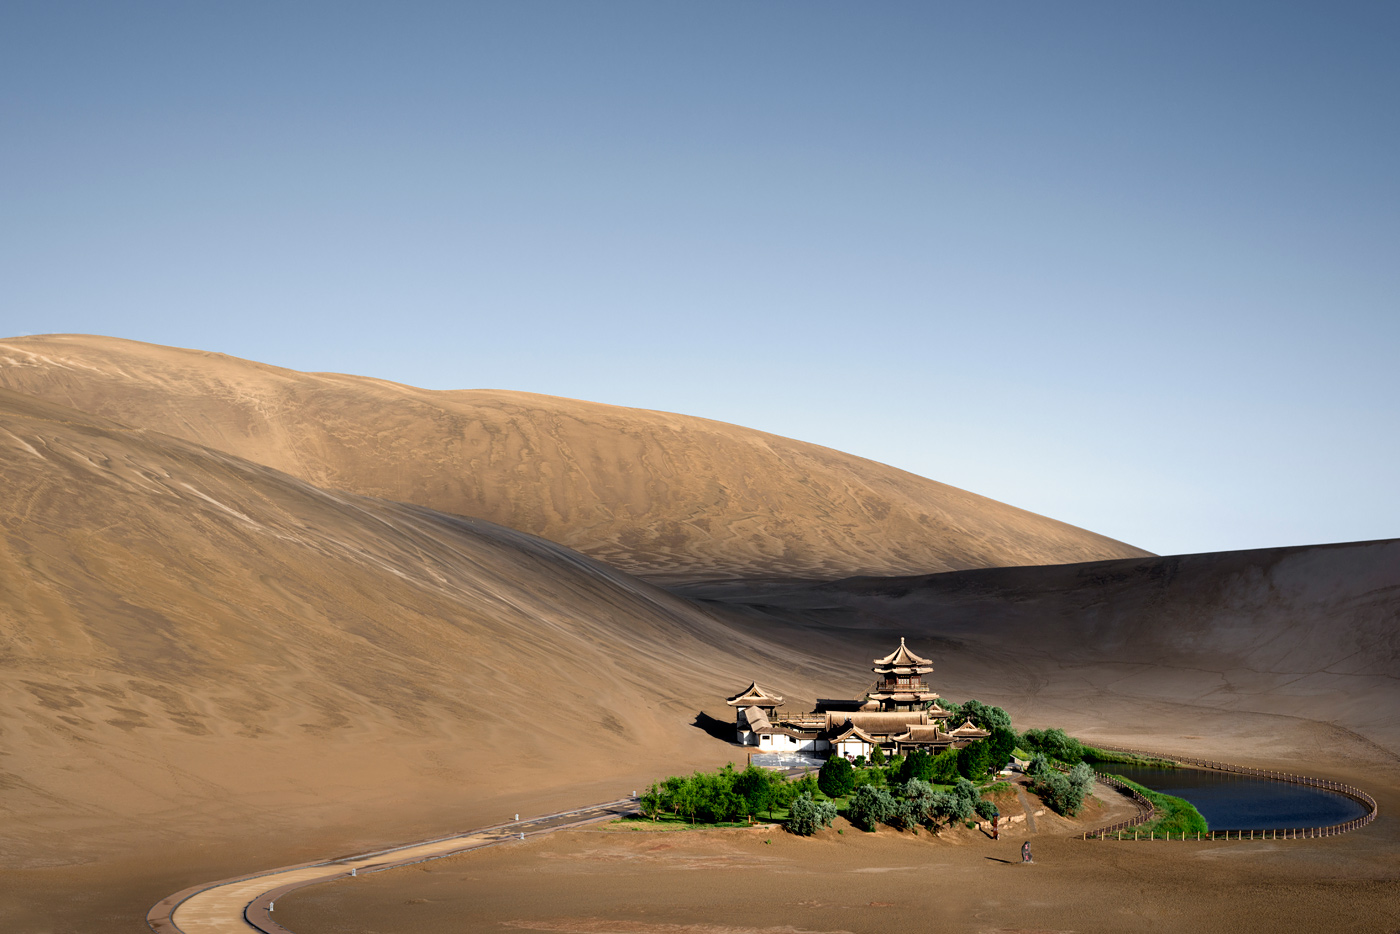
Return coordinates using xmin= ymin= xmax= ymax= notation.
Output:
xmin=1078 ymin=744 xmax=1379 ymax=841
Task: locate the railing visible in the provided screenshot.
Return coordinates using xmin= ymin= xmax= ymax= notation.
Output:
xmin=1080 ymin=772 xmax=1156 ymax=837
xmin=1076 ymin=744 xmax=1379 ymax=841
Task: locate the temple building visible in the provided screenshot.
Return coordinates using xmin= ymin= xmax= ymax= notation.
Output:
xmin=724 ymin=637 xmax=990 ymax=760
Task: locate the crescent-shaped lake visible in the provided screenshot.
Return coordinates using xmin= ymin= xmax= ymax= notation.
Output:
xmin=1105 ymin=764 xmax=1369 ymax=831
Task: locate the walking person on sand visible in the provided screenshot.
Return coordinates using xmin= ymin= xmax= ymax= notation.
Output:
xmin=1022 ymin=841 xmax=1032 ymax=863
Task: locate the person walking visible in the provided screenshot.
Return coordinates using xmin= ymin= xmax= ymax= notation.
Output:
xmin=1022 ymin=840 xmax=1032 ymax=863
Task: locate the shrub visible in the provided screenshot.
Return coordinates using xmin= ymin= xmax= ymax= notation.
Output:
xmin=818 ymin=756 xmax=855 ymax=798
xmin=949 ymin=778 xmax=978 ymax=821
xmin=1029 ymin=762 xmax=1094 ymax=816
xmin=897 ymin=779 xmax=937 ymax=825
xmin=787 ymin=792 xmax=837 ymax=835
xmin=926 ymin=791 xmax=957 ymax=825
xmin=974 ymin=799 xmax=999 ymax=821
xmin=847 ymin=785 xmax=896 ymax=831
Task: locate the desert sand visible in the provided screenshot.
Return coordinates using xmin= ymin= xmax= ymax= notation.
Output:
xmin=0 ymin=335 xmax=1149 ymax=582
xmin=276 ymin=780 xmax=1400 ymax=934
xmin=0 ymin=341 xmax=1394 ymax=933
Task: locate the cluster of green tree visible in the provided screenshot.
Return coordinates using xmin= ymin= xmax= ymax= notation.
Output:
xmin=639 ymin=763 xmax=817 ymax=824
xmin=943 ymin=699 xmax=1013 ymax=733
xmin=836 ymin=701 xmax=1018 ymax=788
xmin=846 ymin=777 xmax=998 ymax=832
xmin=1019 ymin=727 xmax=1084 ymax=764
xmin=1026 ymin=754 xmax=1095 ymax=815
xmin=1107 ymin=774 xmax=1209 ymax=835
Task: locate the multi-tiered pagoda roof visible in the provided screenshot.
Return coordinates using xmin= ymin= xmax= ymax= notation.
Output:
xmin=867 ymin=637 xmax=943 ymax=711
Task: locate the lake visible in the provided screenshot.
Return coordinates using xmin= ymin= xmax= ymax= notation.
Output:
xmin=1104 ymin=764 xmax=1369 ymax=831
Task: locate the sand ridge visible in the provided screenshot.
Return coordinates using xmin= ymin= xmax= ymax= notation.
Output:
xmin=0 ymin=334 xmax=1151 ymax=583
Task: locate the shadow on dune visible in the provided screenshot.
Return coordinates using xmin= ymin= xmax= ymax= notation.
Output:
xmin=692 ymin=712 xmax=739 ymax=743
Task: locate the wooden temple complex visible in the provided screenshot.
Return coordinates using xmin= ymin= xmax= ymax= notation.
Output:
xmin=726 ymin=638 xmax=989 ymax=760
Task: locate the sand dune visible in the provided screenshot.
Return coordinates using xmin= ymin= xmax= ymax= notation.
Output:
xmin=681 ymin=541 xmax=1400 ymax=754
xmin=1 ymin=348 xmax=1395 ymax=933
xmin=0 ymin=388 xmax=862 ymax=879
xmin=0 ymin=334 xmax=1150 ymax=582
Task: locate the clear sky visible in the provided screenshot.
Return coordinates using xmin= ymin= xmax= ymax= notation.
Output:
xmin=3 ymin=2 xmax=1397 ymax=558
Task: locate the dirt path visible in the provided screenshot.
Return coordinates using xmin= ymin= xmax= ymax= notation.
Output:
xmin=148 ymin=798 xmax=637 ymax=934
xmin=1016 ymin=785 xmax=1038 ymax=832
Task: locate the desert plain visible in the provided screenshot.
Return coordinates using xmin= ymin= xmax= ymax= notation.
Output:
xmin=0 ymin=335 xmax=1396 ymax=933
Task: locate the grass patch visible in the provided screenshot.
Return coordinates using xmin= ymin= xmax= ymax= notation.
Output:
xmin=1083 ymin=746 xmax=1179 ymax=768
xmin=615 ymin=813 xmax=754 ymax=829
xmin=1106 ymin=774 xmax=1209 ymax=836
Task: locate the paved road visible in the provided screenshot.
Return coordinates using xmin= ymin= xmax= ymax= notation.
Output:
xmin=148 ymin=798 xmax=638 ymax=934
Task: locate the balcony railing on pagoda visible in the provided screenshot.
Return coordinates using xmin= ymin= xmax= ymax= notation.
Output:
xmin=877 ymin=680 xmax=931 ymax=692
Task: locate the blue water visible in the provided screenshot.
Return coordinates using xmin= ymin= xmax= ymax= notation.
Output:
xmin=1106 ymin=765 xmax=1368 ymax=831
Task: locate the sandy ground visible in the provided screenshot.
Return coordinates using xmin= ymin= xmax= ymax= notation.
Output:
xmin=0 ymin=334 xmax=1149 ymax=582
xmin=275 ymin=753 xmax=1400 ymax=934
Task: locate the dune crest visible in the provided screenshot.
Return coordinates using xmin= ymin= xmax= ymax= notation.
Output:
xmin=0 ymin=334 xmax=1150 ymax=582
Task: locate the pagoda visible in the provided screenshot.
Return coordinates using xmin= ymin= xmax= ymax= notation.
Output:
xmin=867 ymin=638 xmax=943 ymax=713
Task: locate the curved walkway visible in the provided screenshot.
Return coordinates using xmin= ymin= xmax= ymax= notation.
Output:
xmin=147 ymin=797 xmax=637 ymax=934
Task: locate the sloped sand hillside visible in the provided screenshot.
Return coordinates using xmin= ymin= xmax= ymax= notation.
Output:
xmin=682 ymin=540 xmax=1400 ymax=755
xmin=0 ymin=334 xmax=1151 ymax=582
xmin=0 ymin=387 xmax=866 ymax=932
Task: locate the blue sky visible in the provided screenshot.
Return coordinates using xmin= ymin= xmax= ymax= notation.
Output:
xmin=3 ymin=2 xmax=1397 ymax=557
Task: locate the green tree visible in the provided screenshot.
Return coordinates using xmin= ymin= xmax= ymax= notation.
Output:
xmin=1022 ymin=728 xmax=1083 ymax=764
xmin=974 ymin=799 xmax=999 ymax=821
xmin=957 ymin=740 xmax=992 ymax=779
xmin=958 ymin=699 xmax=1012 ymax=732
xmin=847 ymin=785 xmax=897 ymax=830
xmin=899 ymin=748 xmax=935 ymax=783
xmin=987 ymin=726 xmax=1017 ymax=773
xmin=640 ymin=782 xmax=663 ymax=820
xmin=929 ymin=747 xmax=961 ymax=784
xmin=733 ymin=765 xmax=776 ymax=820
xmin=869 ymin=745 xmax=887 ymax=766
xmin=818 ymin=756 xmax=855 ymax=798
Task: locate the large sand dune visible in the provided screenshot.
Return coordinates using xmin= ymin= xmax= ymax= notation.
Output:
xmin=0 ymin=334 xmax=1150 ymax=582
xmin=0 ymin=386 xmax=868 ymax=931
